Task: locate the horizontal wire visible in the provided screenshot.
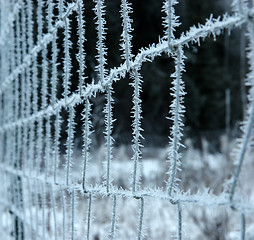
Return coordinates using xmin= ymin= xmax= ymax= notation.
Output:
xmin=0 ymin=0 xmax=79 ymax=96
xmin=0 ymin=162 xmax=253 ymax=213
xmin=0 ymin=14 xmax=245 ymax=134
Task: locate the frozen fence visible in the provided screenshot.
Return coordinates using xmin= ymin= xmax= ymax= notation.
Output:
xmin=0 ymin=0 xmax=253 ymax=239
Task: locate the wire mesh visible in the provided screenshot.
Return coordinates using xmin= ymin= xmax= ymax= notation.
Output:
xmin=0 ymin=0 xmax=253 ymax=239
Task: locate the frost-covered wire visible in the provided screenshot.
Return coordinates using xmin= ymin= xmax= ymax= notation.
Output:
xmin=0 ymin=0 xmax=254 ymax=239
xmin=241 ymin=212 xmax=246 ymax=240
xmin=61 ymin=187 xmax=66 ymax=240
xmin=37 ymin=0 xmax=43 ymax=43
xmin=50 ymin=185 xmax=58 ymax=240
xmin=54 ymin=109 xmax=61 ymax=184
xmin=229 ymin=21 xmax=254 ymax=203
xmin=65 ymin=106 xmax=76 ymax=186
xmin=130 ymin=69 xmax=144 ymax=194
xmin=45 ymin=116 xmax=51 ymax=179
xmin=162 ymin=0 xmax=180 ymax=48
xmin=177 ymin=202 xmax=182 ymax=240
xmin=103 ymin=85 xmax=115 ymax=193
xmin=86 ymin=193 xmax=92 ymax=240
xmin=82 ymin=99 xmax=93 ymax=191
xmin=36 ymin=118 xmax=43 ymax=174
xmin=51 ymin=31 xmax=58 ymax=106
xmin=47 ymin=0 xmax=53 ymax=32
xmin=58 ymin=0 xmax=64 ymax=19
xmin=42 ymin=47 xmax=48 ymax=110
xmin=0 ymin=0 xmax=81 ymax=95
xmin=137 ymin=197 xmax=144 ymax=240
xmin=231 ymin=0 xmax=248 ymax=15
xmin=167 ymin=46 xmax=186 ymax=196
xmin=94 ymin=0 xmax=108 ymax=84
xmin=0 ymin=13 xmax=244 ymax=99
xmin=109 ymin=195 xmax=117 ymax=240
xmin=63 ymin=17 xmax=72 ymax=100
xmin=120 ymin=0 xmax=134 ymax=70
xmin=27 ymin=0 xmax=33 ymax=53
xmin=77 ymin=0 xmax=86 ymax=95
xmin=71 ymin=189 xmax=76 ymax=240
xmin=0 ymin=0 xmax=23 ymax=46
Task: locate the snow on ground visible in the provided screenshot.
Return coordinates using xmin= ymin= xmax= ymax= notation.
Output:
xmin=1 ymin=139 xmax=253 ymax=239
xmin=61 ymin=140 xmax=254 ymax=239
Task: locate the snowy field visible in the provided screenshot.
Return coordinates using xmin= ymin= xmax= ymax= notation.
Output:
xmin=74 ymin=140 xmax=254 ymax=240
xmin=1 ymin=137 xmax=253 ymax=240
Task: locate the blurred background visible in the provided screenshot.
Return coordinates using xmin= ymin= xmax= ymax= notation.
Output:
xmin=67 ymin=0 xmax=248 ymax=152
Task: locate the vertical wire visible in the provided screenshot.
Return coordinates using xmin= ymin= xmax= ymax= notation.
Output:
xmin=137 ymin=197 xmax=144 ymax=240
xmin=120 ymin=0 xmax=133 ymax=70
xmin=34 ymin=181 xmax=39 ymax=239
xmin=54 ymin=110 xmax=61 ymax=184
xmin=167 ymin=46 xmax=185 ymax=196
xmin=71 ymin=189 xmax=75 ymax=240
xmin=45 ymin=115 xmax=51 ymax=179
xmin=51 ymin=31 xmax=58 ymax=107
xmin=86 ymin=194 xmax=92 ymax=240
xmin=61 ymin=187 xmax=66 ymax=240
xmin=177 ymin=202 xmax=182 ymax=240
xmin=77 ymin=0 xmax=86 ymax=95
xmin=66 ymin=106 xmax=75 ymax=186
xmin=26 ymin=0 xmax=33 ymax=178
xmin=229 ymin=22 xmax=254 ymax=203
xmin=51 ymin=185 xmax=58 ymax=240
xmin=82 ymin=99 xmax=92 ymax=191
xmin=41 ymin=183 xmax=46 ymax=240
xmin=27 ymin=181 xmax=33 ymax=239
xmin=63 ymin=17 xmax=71 ymax=101
xmin=94 ymin=0 xmax=107 ymax=84
xmin=109 ymin=195 xmax=117 ymax=240
xmin=241 ymin=212 xmax=245 ymax=240
xmin=131 ymin=69 xmax=143 ymax=194
xmin=104 ymin=86 xmax=114 ymax=193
